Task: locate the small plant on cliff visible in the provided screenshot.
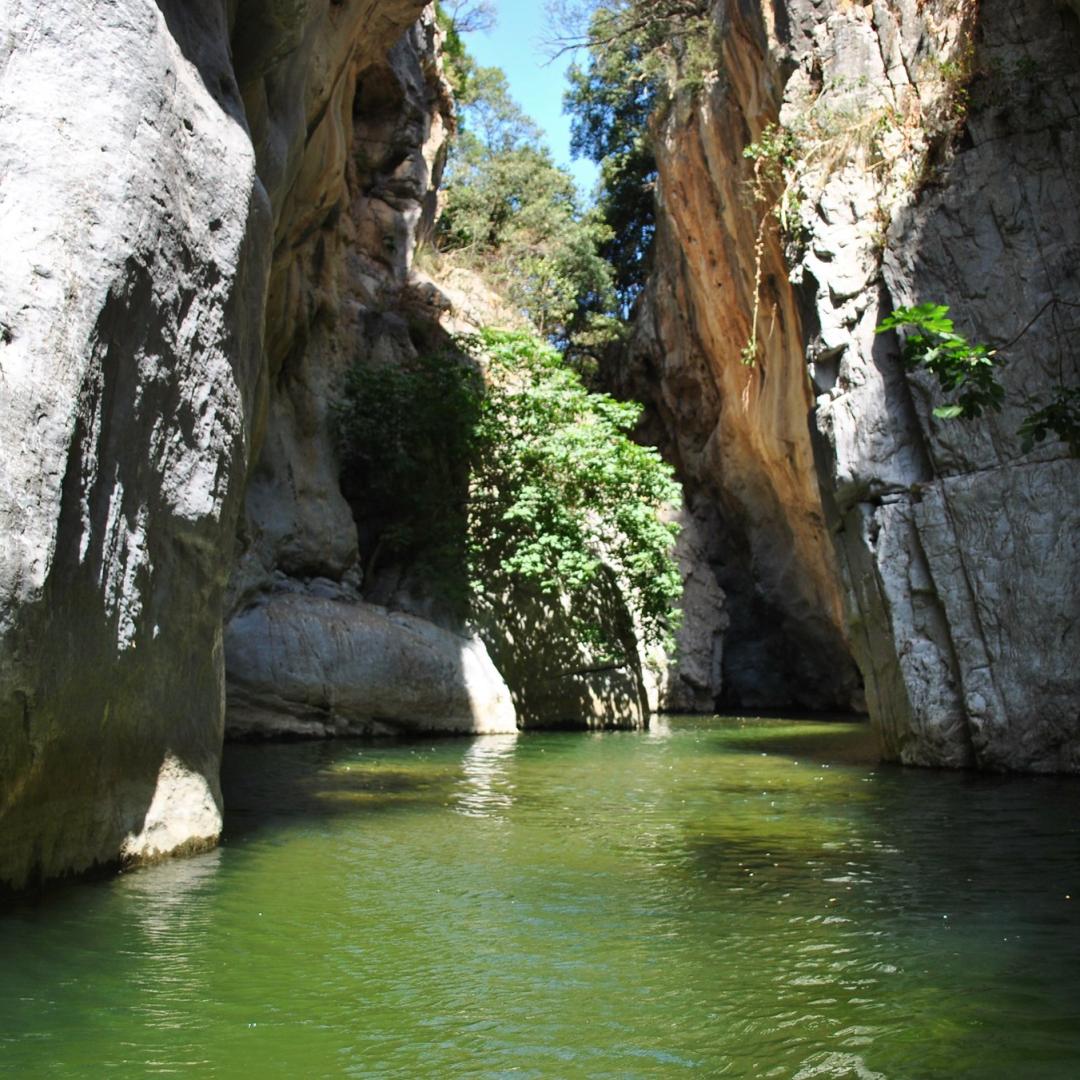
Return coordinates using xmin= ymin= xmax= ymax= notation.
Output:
xmin=876 ymin=301 xmax=1080 ymax=456
xmin=1018 ymin=387 xmax=1080 ymax=457
xmin=337 ymin=329 xmax=683 ymax=649
xmin=876 ymin=303 xmax=1004 ymax=419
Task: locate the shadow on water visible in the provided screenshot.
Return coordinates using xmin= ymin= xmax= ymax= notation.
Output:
xmin=219 ymin=735 xmax=486 ymax=846
xmin=688 ymin=714 xmax=881 ymax=766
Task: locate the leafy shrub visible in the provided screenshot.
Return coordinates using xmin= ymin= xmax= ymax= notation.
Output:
xmin=876 ymin=303 xmax=1004 ymax=419
xmin=877 ymin=302 xmax=1079 ymax=457
xmin=337 ymin=329 xmax=683 ymax=648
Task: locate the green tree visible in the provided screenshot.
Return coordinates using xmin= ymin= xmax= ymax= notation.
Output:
xmin=434 ymin=1 xmax=495 ymax=101
xmin=559 ymin=1 xmax=714 ymax=311
xmin=565 ymin=36 xmax=658 ymax=311
xmin=436 ymin=66 xmax=617 ymax=344
xmin=337 ymin=330 xmax=683 ymax=649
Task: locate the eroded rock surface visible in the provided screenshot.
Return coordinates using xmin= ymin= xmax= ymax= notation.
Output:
xmin=0 ymin=0 xmax=432 ymax=889
xmin=637 ymin=0 xmax=1079 ymax=768
xmin=222 ymin=10 xmax=526 ymax=739
xmin=620 ymin=0 xmax=863 ymax=715
xmin=226 ymin=591 xmax=516 ymax=737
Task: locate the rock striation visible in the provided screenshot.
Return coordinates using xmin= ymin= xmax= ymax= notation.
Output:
xmin=634 ymin=0 xmax=1079 ymax=768
xmin=220 ymin=8 xmax=524 ymax=741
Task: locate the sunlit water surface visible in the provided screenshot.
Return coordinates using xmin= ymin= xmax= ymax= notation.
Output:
xmin=2 ymin=717 xmax=1079 ymax=1077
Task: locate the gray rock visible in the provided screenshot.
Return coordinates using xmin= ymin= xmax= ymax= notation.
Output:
xmin=806 ymin=0 xmax=1080 ymax=770
xmin=0 ymin=0 xmax=429 ymax=890
xmin=0 ymin=0 xmax=259 ymax=889
xmin=638 ymin=0 xmax=1079 ymax=768
xmin=225 ymin=592 xmax=516 ymax=737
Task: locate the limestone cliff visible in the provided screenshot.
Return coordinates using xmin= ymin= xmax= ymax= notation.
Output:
xmin=221 ymin=14 xmax=648 ymax=738
xmin=633 ymin=0 xmax=1079 ymax=768
xmin=0 ymin=0 xmax=515 ymax=891
xmin=221 ymin=10 xmax=518 ymax=740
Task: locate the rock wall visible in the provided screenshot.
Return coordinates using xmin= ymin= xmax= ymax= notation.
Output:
xmin=221 ymin=8 xmax=521 ymax=739
xmin=0 ymin=0 xmax=457 ymax=890
xmin=636 ymin=0 xmax=1079 ymax=768
xmin=810 ymin=0 xmax=1080 ymax=771
xmin=220 ymin=10 xmax=645 ymax=737
xmin=619 ymin=0 xmax=864 ymax=715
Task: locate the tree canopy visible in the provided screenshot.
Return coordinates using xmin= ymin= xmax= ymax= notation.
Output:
xmin=435 ymin=64 xmax=617 ymax=347
xmin=559 ymin=1 xmax=715 ymax=311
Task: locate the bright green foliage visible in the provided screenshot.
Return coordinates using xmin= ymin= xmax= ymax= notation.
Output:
xmin=434 ymin=3 xmax=477 ymax=101
xmin=437 ymin=67 xmax=616 ymax=344
xmin=1018 ymin=386 xmax=1080 ymax=457
xmin=877 ymin=303 xmax=1079 ymax=457
xmin=876 ymin=303 xmax=1005 ymax=419
xmin=337 ymin=330 xmax=683 ymax=649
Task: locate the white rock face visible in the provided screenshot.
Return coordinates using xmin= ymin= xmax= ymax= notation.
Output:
xmin=225 ymin=592 xmax=517 ymax=737
xmin=796 ymin=0 xmax=1080 ymax=771
xmin=0 ymin=0 xmax=430 ymax=890
xmin=0 ymin=0 xmax=260 ymax=889
xmin=121 ymin=753 xmax=224 ymax=865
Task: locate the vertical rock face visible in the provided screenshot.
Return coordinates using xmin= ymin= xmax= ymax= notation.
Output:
xmin=622 ymin=0 xmax=863 ymax=714
xmin=0 ymin=0 xmax=440 ymax=890
xmin=638 ymin=0 xmax=1079 ymax=769
xmin=222 ymin=11 xmax=519 ymax=740
xmin=813 ymin=0 xmax=1080 ymax=771
xmin=0 ymin=0 xmax=260 ymax=890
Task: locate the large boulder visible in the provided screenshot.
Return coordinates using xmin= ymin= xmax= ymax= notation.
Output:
xmin=225 ymin=590 xmax=516 ymax=738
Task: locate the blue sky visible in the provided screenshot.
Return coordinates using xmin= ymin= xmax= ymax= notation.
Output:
xmin=459 ymin=2 xmax=601 ymax=194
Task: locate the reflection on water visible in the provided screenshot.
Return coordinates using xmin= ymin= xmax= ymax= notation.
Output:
xmin=1 ymin=717 xmax=1078 ymax=1078
xmin=455 ymin=733 xmax=518 ymax=818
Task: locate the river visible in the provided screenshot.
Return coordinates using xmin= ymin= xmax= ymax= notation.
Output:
xmin=2 ymin=717 xmax=1078 ymax=1077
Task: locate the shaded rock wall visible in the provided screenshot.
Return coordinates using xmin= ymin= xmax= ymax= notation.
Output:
xmin=636 ymin=0 xmax=1079 ymax=768
xmin=814 ymin=0 xmax=1080 ymax=771
xmin=0 ymin=0 xmax=433 ymax=889
xmin=220 ymin=9 xmax=524 ymax=740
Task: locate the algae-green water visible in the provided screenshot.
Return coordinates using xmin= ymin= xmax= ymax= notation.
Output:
xmin=2 ymin=717 xmax=1079 ymax=1077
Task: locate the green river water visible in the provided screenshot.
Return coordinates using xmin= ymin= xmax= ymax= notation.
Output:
xmin=2 ymin=717 xmax=1078 ymax=1077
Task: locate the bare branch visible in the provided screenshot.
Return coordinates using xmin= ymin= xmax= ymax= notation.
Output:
xmin=445 ymin=0 xmax=497 ymax=34
xmin=540 ymin=0 xmax=712 ymax=63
